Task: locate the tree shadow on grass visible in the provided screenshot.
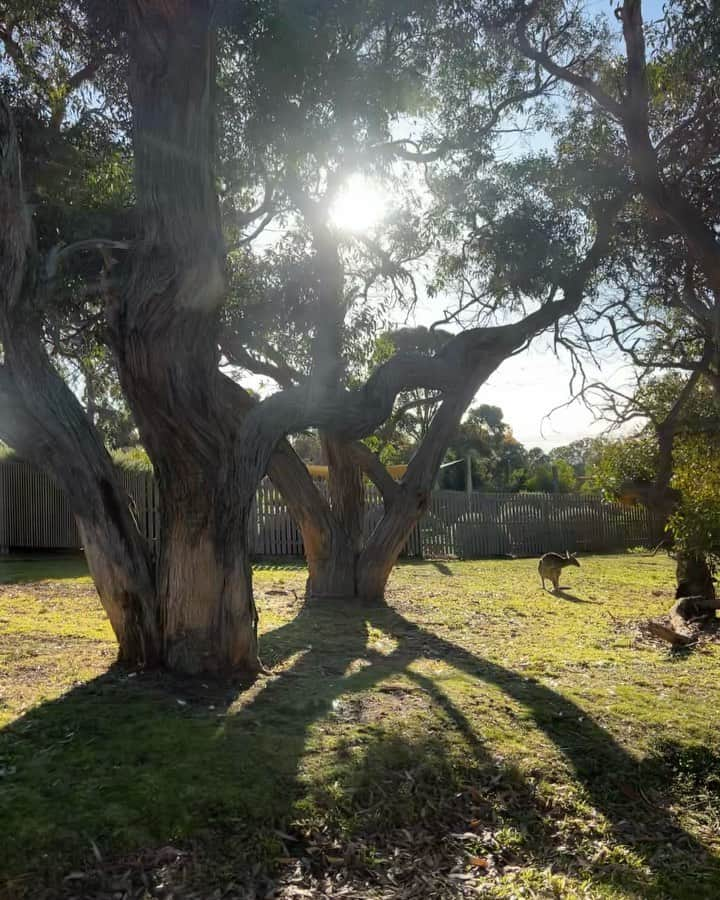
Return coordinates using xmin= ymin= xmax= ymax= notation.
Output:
xmin=0 ymin=596 xmax=718 ymax=899
xmin=0 ymin=552 xmax=88 ymax=583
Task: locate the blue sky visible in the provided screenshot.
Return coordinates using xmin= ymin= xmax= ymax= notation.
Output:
xmin=592 ymin=0 xmax=665 ymax=23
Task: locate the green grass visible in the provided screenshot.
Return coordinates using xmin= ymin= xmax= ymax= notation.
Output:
xmin=1 ymin=553 xmax=719 ymax=898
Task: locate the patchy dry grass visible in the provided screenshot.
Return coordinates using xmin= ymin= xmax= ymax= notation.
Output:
xmin=0 ymin=553 xmax=719 ymax=899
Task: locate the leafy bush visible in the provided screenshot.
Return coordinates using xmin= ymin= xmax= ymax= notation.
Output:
xmin=587 ymin=430 xmax=720 ymax=563
xmin=111 ymin=447 xmax=153 ymax=473
xmin=583 ymin=434 xmax=657 ymax=498
xmin=668 ymin=434 xmax=720 ymax=563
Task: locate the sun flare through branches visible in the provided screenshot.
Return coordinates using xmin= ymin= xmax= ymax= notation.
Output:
xmin=329 ymin=174 xmax=388 ymax=233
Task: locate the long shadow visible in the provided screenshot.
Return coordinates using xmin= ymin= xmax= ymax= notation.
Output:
xmin=0 ymin=552 xmax=88 ymax=583
xmin=0 ymin=594 xmax=717 ymax=898
xmin=553 ymin=588 xmax=601 ymax=604
xmin=374 ymin=604 xmax=720 ymax=885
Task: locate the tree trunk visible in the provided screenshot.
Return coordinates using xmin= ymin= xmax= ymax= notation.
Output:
xmin=356 ymin=388 xmax=480 ymax=602
xmin=78 ymin=513 xmax=160 ymax=667
xmin=301 ymin=435 xmax=365 ymax=599
xmin=158 ymin=477 xmax=259 ymax=675
xmin=356 ymin=486 xmax=429 ymax=602
xmin=106 ymin=2 xmax=263 ymax=676
xmin=0 ymin=93 xmax=160 ymax=667
xmin=304 ymin=518 xmax=357 ymax=599
xmin=0 ymin=348 xmax=162 ymax=667
xmin=674 ymin=552 xmax=718 ymax=617
xmin=323 ymin=435 xmax=365 ymax=551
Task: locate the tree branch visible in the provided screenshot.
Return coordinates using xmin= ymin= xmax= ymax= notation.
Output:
xmin=221 ymin=332 xmax=300 ymax=390
xmin=236 ymin=194 xmax=620 ymax=470
xmin=348 ymin=442 xmax=400 ymax=505
xmin=44 ymin=239 xmax=131 ymax=282
xmin=371 ymin=76 xmax=557 ymax=165
xmin=515 ymin=9 xmax=624 ymax=119
xmin=49 ymin=53 xmax=107 ymax=129
xmin=218 ymin=374 xmax=337 ymax=539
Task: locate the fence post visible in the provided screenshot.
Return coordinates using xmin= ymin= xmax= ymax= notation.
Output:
xmin=0 ymin=462 xmax=8 ymax=555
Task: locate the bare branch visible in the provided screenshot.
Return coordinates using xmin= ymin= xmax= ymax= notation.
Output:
xmin=234 ymin=210 xmax=275 ymax=247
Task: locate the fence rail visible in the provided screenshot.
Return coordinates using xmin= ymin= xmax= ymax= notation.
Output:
xmin=0 ymin=460 xmax=656 ymax=559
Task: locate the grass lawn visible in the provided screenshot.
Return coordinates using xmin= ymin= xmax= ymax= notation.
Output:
xmin=1 ymin=553 xmax=719 ymax=899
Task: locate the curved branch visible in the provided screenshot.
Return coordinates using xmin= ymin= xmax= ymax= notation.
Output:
xmin=44 ymin=239 xmax=131 ymax=281
xmin=348 ymin=442 xmax=399 ymax=505
xmin=221 ymin=333 xmax=300 ymax=390
xmin=238 ymin=196 xmax=620 ymax=466
xmin=218 ymin=374 xmax=335 ymax=535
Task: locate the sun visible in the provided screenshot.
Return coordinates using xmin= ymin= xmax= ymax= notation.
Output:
xmin=329 ymin=174 xmax=387 ymax=233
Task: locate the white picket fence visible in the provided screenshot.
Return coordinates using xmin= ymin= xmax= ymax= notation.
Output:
xmin=0 ymin=460 xmax=656 ymax=558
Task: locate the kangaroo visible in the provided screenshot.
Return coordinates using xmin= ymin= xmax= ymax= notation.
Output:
xmin=538 ymin=551 xmax=580 ymax=592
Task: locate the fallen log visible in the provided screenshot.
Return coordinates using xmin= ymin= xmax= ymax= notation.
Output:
xmin=646 ymin=621 xmax=695 ymax=647
xmin=669 ymin=595 xmax=718 ymax=633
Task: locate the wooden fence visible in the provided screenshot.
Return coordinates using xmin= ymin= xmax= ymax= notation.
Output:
xmin=0 ymin=459 xmax=656 ymax=559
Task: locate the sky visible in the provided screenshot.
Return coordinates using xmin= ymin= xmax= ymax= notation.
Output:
xmin=466 ymin=342 xmax=632 ymax=450
xmin=408 ymin=293 xmax=637 ymax=450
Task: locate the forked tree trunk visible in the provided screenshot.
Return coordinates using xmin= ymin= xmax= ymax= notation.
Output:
xmin=305 ymin=391 xmax=477 ymax=604
xmin=0 ymin=348 xmax=161 ymax=667
xmin=229 ymin=383 xmax=359 ymax=601
xmin=303 ymin=479 xmax=430 ymax=603
xmin=105 ymin=1 xmax=264 ymax=676
xmin=356 ymin=497 xmax=428 ymax=602
xmin=0 ymin=95 xmax=160 ymax=667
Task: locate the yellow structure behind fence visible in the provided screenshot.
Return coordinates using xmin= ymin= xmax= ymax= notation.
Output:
xmin=306 ymin=464 xmax=407 ymax=480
